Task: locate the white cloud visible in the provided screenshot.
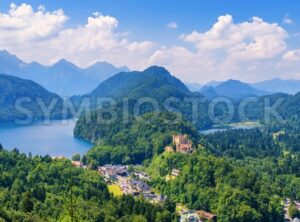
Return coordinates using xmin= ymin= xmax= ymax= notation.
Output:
xmin=283 ymin=49 xmax=300 ymax=62
xmin=148 ymin=46 xmax=219 ymax=81
xmin=182 ymin=14 xmax=287 ymax=60
xmin=0 ymin=3 xmax=155 ymax=69
xmin=1 ymin=4 xmax=300 ymax=83
xmin=0 ymin=3 xmax=67 ymax=42
xmin=167 ymin=22 xmax=178 ymax=29
xmin=283 ymin=14 xmax=294 ymax=24
xmin=149 ymin=15 xmax=296 ymax=83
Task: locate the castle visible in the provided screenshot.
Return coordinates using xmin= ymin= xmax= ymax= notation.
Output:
xmin=165 ymin=134 xmax=194 ymax=154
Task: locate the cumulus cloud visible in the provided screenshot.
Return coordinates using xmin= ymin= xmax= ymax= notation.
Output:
xmin=0 ymin=4 xmax=154 ymax=68
xmin=181 ymin=14 xmax=287 ymax=60
xmin=0 ymin=3 xmax=67 ymax=43
xmin=167 ymin=22 xmax=178 ymax=29
xmin=148 ymin=15 xmax=299 ymax=83
xmin=0 ymin=4 xmax=300 ymax=83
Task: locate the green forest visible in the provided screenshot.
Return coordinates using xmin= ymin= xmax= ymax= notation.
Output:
xmin=75 ymin=111 xmax=199 ymax=165
xmin=74 ymin=105 xmax=300 ymax=222
xmin=0 ymin=146 xmax=176 ymax=222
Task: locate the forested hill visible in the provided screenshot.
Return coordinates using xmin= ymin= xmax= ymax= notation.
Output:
xmin=242 ymin=92 xmax=300 ymax=129
xmin=88 ymin=66 xmax=191 ymax=101
xmin=75 ymin=111 xmax=199 ymax=165
xmin=0 ymin=74 xmax=64 ymax=122
xmin=74 ymin=66 xmax=212 ymax=130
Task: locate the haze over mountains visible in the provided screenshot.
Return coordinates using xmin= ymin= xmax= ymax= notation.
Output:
xmin=252 ymin=78 xmax=300 ymax=95
xmin=200 ymin=79 xmax=270 ymax=100
xmin=0 ymin=50 xmax=128 ymax=96
xmin=2 ymin=49 xmax=300 ymax=101
xmin=195 ymin=78 xmax=300 ymax=100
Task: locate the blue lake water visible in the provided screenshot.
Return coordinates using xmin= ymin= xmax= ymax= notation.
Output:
xmin=199 ymin=122 xmax=261 ymax=135
xmin=0 ymin=120 xmax=93 ymax=158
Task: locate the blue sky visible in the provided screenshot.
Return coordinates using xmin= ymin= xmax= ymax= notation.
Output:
xmin=1 ymin=0 xmax=299 ymax=45
xmin=0 ymin=1 xmax=300 ymax=83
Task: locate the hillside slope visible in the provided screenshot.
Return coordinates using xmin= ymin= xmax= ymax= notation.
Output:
xmin=75 ymin=66 xmax=212 ymax=130
xmin=0 ymin=74 xmax=64 ymax=122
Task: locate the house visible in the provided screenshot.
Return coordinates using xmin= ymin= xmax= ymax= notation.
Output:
xmin=180 ymin=211 xmax=201 ymax=222
xmin=134 ymin=171 xmax=151 ymax=181
xmin=171 ymin=169 xmax=180 ymax=177
xmin=143 ymin=191 xmax=166 ymax=203
xmin=197 ymin=210 xmax=217 ymax=222
xmin=52 ymin=156 xmax=66 ymax=160
xmin=173 ymin=134 xmax=194 ymax=154
xmin=72 ymin=161 xmax=83 ymax=168
xmin=129 ymin=180 xmax=150 ymax=192
xmin=98 ymin=165 xmax=128 ymax=181
xmin=296 ymin=201 xmax=300 ymax=210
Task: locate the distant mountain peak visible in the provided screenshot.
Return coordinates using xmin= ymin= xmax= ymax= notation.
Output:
xmin=253 ymin=78 xmax=300 ymax=95
xmin=143 ymin=66 xmax=171 ymax=75
xmin=0 ymin=49 xmax=14 ymax=57
xmin=0 ymin=50 xmax=22 ymax=63
xmin=84 ymin=61 xmax=130 ymax=82
xmin=203 ymin=80 xmax=224 ymax=88
xmin=119 ymin=66 xmax=130 ymax=72
xmin=0 ymin=49 xmax=10 ymax=55
xmin=88 ymin=61 xmax=129 ymax=71
xmin=200 ymin=79 xmax=270 ymax=100
xmin=224 ymin=79 xmax=244 ymax=84
xmin=53 ymin=59 xmax=75 ymax=67
xmin=90 ymin=61 xmax=113 ymax=67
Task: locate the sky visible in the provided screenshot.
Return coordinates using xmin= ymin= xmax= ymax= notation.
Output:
xmin=1 ymin=0 xmax=300 ymax=84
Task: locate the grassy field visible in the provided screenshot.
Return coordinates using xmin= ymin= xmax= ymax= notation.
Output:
xmin=108 ymin=184 xmax=123 ymax=196
xmin=166 ymin=174 xmax=176 ymax=181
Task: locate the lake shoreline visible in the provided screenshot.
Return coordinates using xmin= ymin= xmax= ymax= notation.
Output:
xmin=0 ymin=119 xmax=93 ymax=158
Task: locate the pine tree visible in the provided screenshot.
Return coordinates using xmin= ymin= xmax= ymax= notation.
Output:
xmin=21 ymin=191 xmax=34 ymax=212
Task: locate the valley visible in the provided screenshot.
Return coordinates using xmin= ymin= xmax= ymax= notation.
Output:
xmin=2 ymin=1 xmax=300 ymax=221
xmin=1 ymin=56 xmax=300 ymax=222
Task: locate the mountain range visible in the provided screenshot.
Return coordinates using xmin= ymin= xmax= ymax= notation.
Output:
xmin=252 ymin=78 xmax=300 ymax=95
xmin=191 ymin=78 xmax=300 ymax=100
xmin=0 ymin=50 xmax=128 ymax=97
xmin=185 ymin=82 xmax=203 ymax=92
xmin=200 ymin=79 xmax=270 ymax=100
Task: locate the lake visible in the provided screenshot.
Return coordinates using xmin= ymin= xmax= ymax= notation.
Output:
xmin=199 ymin=122 xmax=262 ymax=135
xmin=0 ymin=120 xmax=93 ymax=158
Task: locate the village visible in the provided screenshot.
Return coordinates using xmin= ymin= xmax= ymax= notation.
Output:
xmin=70 ymin=134 xmax=215 ymax=221
xmin=70 ymin=134 xmax=300 ymax=222
xmin=98 ymin=164 xmax=167 ymax=203
xmin=71 ymin=134 xmax=300 ymax=222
